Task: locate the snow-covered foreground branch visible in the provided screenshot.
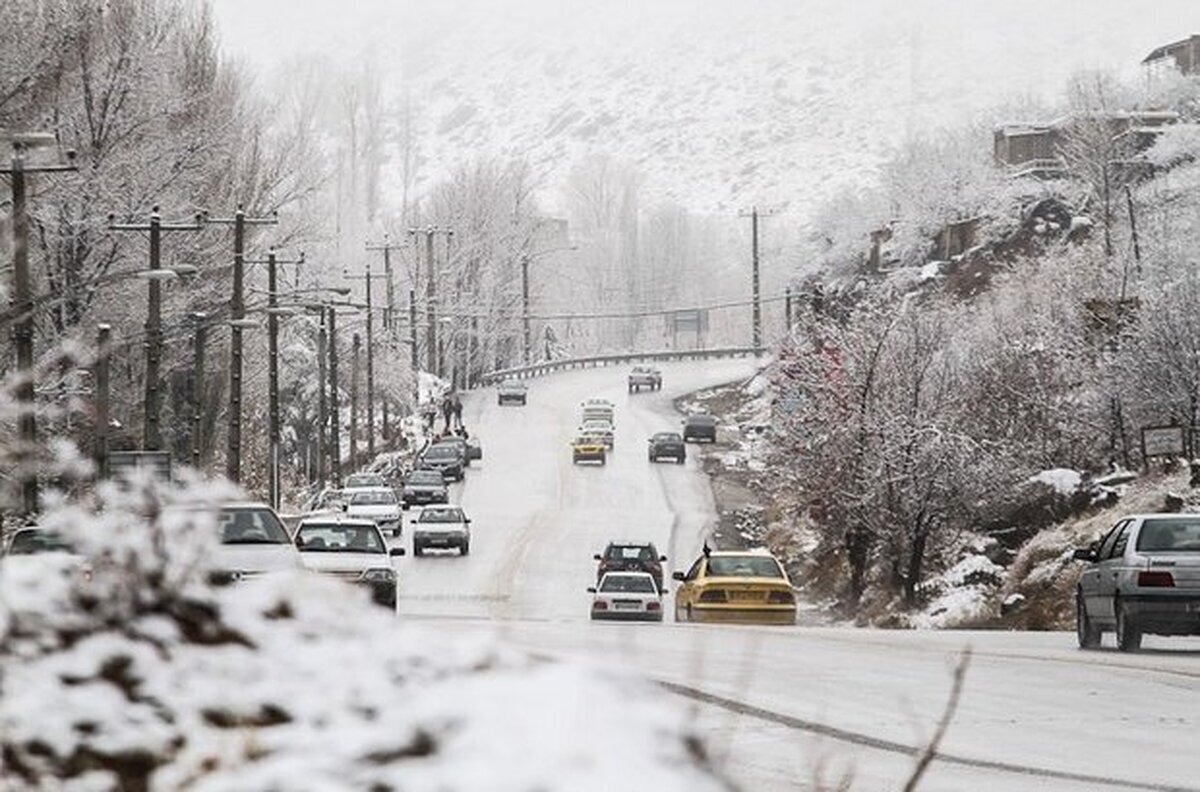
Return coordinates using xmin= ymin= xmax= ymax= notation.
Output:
xmin=0 ymin=481 xmax=734 ymax=791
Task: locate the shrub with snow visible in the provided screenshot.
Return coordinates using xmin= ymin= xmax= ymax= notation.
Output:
xmin=0 ymin=480 xmax=734 ymax=791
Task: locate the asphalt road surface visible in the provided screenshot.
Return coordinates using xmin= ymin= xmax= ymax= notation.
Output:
xmin=393 ymin=360 xmax=1200 ymax=792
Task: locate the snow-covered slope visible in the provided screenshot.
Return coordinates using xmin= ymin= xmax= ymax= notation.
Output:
xmin=214 ymin=0 xmax=1200 ymax=213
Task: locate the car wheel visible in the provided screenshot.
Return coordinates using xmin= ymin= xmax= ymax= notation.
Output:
xmin=413 ymin=543 xmax=424 ymax=558
xmin=599 ymin=456 xmax=607 ymax=466
xmin=1115 ymin=599 xmax=1142 ymax=652
xmin=392 ymin=527 xmax=402 ymax=539
xmin=460 ymin=540 xmax=470 ymax=556
xmin=677 ymin=455 xmax=685 ymax=464
xmin=1076 ymin=592 xmax=1100 ymax=649
xmin=685 ymin=603 xmax=693 ymax=622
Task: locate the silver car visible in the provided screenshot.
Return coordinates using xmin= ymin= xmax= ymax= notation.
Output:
xmin=411 ymin=505 xmax=471 ymax=557
xmin=1074 ymin=513 xmax=1200 ymax=651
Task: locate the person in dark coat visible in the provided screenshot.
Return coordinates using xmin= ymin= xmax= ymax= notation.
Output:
xmin=451 ymin=394 xmax=464 ymax=429
xmin=441 ymin=394 xmax=453 ymax=433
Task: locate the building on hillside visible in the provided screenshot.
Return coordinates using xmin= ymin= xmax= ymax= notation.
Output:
xmin=993 ymin=111 xmax=1178 ymax=178
xmin=1143 ymin=35 xmax=1200 ymax=76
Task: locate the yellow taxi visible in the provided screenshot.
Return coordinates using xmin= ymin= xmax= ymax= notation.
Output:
xmin=571 ymin=434 xmax=608 ymax=465
xmin=672 ymin=547 xmax=796 ymax=624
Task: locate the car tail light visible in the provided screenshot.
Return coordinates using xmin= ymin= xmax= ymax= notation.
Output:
xmin=768 ymin=590 xmax=796 ymax=605
xmin=593 ymin=601 xmax=609 ymax=611
xmin=1137 ymin=571 xmax=1175 ymax=588
xmin=698 ymin=589 xmax=727 ymax=603
xmin=646 ymin=601 xmax=661 ymax=611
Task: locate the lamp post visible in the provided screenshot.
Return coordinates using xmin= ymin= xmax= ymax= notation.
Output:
xmin=2 ymin=133 xmax=77 ymax=516
xmin=520 ymin=245 xmax=577 ymax=365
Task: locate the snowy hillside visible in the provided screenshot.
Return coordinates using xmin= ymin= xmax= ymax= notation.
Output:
xmin=389 ymin=0 xmax=1200 ymax=212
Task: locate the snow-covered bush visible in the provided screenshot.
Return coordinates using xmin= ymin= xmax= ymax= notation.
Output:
xmin=0 ymin=477 xmax=736 ymax=791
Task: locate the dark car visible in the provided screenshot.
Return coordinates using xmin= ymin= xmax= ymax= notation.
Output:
xmin=401 ymin=469 xmax=450 ymax=508
xmin=1074 ymin=513 xmax=1200 ymax=651
xmin=682 ymin=414 xmax=717 ymax=443
xmin=594 ymin=542 xmax=668 ymax=591
xmin=498 ymin=379 xmax=528 ymax=406
xmin=418 ymin=442 xmax=465 ymax=482
xmin=648 ymin=432 xmax=686 ymax=463
xmin=440 ymin=434 xmax=482 ymax=465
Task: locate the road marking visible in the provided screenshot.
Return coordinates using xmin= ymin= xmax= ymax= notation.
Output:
xmin=660 ymin=681 xmax=1199 ymax=792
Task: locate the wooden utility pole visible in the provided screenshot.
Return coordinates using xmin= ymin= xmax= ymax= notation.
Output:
xmin=327 ymin=306 xmax=342 ymax=486
xmin=107 ymin=207 xmax=203 ymax=452
xmin=94 ymin=324 xmax=112 ymax=474
xmin=2 ymin=136 xmax=77 ymax=515
xmin=190 ymin=314 xmax=208 ymax=470
xmin=206 ymin=205 xmax=278 ymax=483
xmin=739 ymin=206 xmax=775 ymax=349
xmin=350 ymin=333 xmax=361 ymax=472
xmin=344 ymin=262 xmax=388 ymax=458
xmin=408 ymin=226 xmax=453 ymax=377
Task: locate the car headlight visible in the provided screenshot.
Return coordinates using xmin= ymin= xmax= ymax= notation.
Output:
xmin=360 ymin=568 xmax=396 ymax=583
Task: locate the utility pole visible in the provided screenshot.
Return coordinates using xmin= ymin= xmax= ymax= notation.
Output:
xmin=350 ymin=333 xmax=360 ymax=472
xmin=521 ymin=254 xmax=532 ymax=365
xmin=190 ymin=314 xmax=208 ymax=470
xmin=94 ymin=324 xmax=112 ymax=474
xmin=206 ymin=205 xmax=278 ymax=483
xmin=246 ymin=249 xmax=303 ymax=510
xmin=408 ymin=225 xmax=452 ymax=377
xmin=739 ymin=206 xmax=773 ymax=349
xmin=108 ymin=207 xmax=202 ymax=452
xmin=314 ymin=306 xmax=327 ymax=489
xmin=784 ymin=286 xmax=793 ymax=332
xmin=409 ymin=288 xmax=420 ymax=406
xmin=344 ymin=263 xmax=387 ymax=458
xmin=2 ymin=136 xmax=77 ymax=516
xmin=366 ymin=235 xmax=404 ymax=443
xmin=327 ymin=305 xmax=342 ymax=486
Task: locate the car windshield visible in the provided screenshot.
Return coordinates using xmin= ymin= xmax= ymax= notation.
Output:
xmin=1137 ymin=519 xmax=1200 ymax=552
xmin=600 ymin=575 xmax=657 ymax=593
xmin=408 ymin=471 xmax=444 ymax=486
xmin=419 ymin=508 xmax=466 ymax=523
xmin=344 ymin=474 xmax=384 ymax=488
xmin=7 ymin=530 xmax=74 ymax=555
xmin=582 ymin=421 xmax=611 ymax=431
xmin=607 ymin=545 xmax=656 ymax=561
xmin=219 ymin=507 xmax=291 ymax=545
xmin=297 ymin=523 xmax=385 ymax=553
xmin=687 ymin=415 xmax=716 ymax=426
xmin=706 ymin=555 xmax=784 ymax=578
xmin=654 ymin=433 xmax=682 ymax=442
xmin=350 ymin=490 xmax=396 ymax=506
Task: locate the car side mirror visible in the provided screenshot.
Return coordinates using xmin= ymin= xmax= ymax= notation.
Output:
xmin=587 ymin=587 xmax=597 ymax=594
xmin=1072 ymin=547 xmax=1097 ymax=562
xmin=464 ymin=518 xmax=472 ymax=524
xmin=390 ymin=547 xmax=406 ymax=557
xmin=593 ymin=554 xmax=602 ymax=561
xmin=659 ymin=555 xmax=668 ymax=562
xmin=341 ymin=502 xmax=349 ymax=512
xmin=672 ymin=571 xmax=686 ymax=582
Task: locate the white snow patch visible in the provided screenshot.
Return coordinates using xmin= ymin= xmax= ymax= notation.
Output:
xmin=1028 ymin=468 xmax=1082 ymax=496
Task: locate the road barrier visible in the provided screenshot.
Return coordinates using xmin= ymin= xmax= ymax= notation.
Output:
xmin=479 ymin=346 xmax=766 ymax=385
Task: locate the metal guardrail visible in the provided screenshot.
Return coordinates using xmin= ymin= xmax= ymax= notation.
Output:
xmin=479 ymin=346 xmax=767 ymax=385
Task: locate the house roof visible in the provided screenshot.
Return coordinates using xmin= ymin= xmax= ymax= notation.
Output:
xmin=1143 ymin=34 xmax=1200 ymax=64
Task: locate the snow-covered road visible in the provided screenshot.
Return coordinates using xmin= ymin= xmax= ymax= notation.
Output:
xmin=394 ymin=361 xmax=1200 ymax=792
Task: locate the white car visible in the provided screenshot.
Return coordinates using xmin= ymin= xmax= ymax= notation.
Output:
xmin=578 ymin=419 xmax=615 ymax=448
xmin=411 ymin=505 xmax=472 ymax=557
xmin=211 ymin=502 xmax=303 ymax=583
xmin=580 ymin=399 xmax=615 ymax=426
xmin=345 ymin=487 xmax=404 ymax=538
xmin=341 ymin=472 xmax=390 ymax=497
xmin=588 ymin=571 xmax=663 ymax=621
xmin=294 ymin=516 xmax=404 ymax=608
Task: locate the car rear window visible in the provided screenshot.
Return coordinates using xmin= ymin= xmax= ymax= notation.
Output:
xmin=219 ymin=508 xmax=291 ymax=544
xmin=351 ymin=490 xmax=396 ymax=505
xmin=345 ymin=474 xmax=384 ymax=488
xmin=706 ymin=556 xmax=784 ymax=578
xmin=1137 ymin=519 xmax=1200 ymax=553
xmin=687 ymin=415 xmax=716 ymax=426
xmin=297 ymin=523 xmax=385 ymax=553
xmin=419 ymin=508 xmax=465 ymax=523
xmin=607 ymin=545 xmax=655 ymax=561
xmin=600 ymin=575 xmax=657 ymax=593
xmin=408 ymin=471 xmax=444 ymax=485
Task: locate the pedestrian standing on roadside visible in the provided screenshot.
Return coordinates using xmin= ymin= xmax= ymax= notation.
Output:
xmin=441 ymin=393 xmax=453 ymax=433
xmin=452 ymin=394 xmax=464 ymax=430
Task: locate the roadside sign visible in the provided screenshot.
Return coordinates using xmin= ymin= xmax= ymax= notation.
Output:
xmin=1141 ymin=425 xmax=1185 ymax=459
xmin=105 ymin=451 xmax=172 ymax=483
